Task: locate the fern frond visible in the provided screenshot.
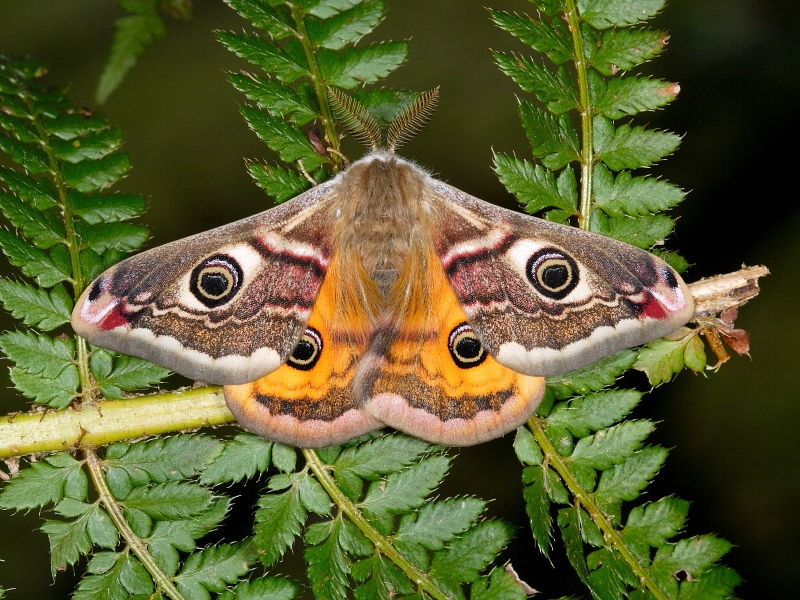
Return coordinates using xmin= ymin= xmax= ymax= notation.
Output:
xmin=0 ymin=56 xmax=285 ymax=598
xmin=96 ymin=0 xmax=192 ymax=103
xmin=219 ymin=0 xmax=422 ymax=197
xmin=492 ymin=2 xmax=742 ymax=598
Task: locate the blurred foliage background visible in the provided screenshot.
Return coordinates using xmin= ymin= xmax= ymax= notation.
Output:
xmin=0 ymin=0 xmax=798 ymax=597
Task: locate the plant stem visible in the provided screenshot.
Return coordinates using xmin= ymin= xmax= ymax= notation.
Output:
xmin=0 ymin=386 xmax=232 ymax=458
xmin=84 ymin=448 xmax=185 ymax=600
xmin=563 ymin=0 xmax=594 ymax=230
xmin=528 ymin=416 xmax=670 ymax=600
xmin=288 ymin=3 xmax=342 ymax=164
xmin=302 ymin=448 xmax=452 ymax=600
xmin=18 ymin=84 xmax=94 ymax=391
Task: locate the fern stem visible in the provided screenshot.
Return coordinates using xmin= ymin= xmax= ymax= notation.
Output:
xmin=0 ymin=386 xmax=232 ymax=458
xmin=527 ymin=417 xmax=671 ymax=600
xmin=288 ymin=2 xmax=342 ymax=164
xmin=17 ymin=86 xmax=95 ymax=391
xmin=563 ymin=0 xmax=594 ymax=231
xmin=84 ymin=448 xmax=185 ymax=600
xmin=302 ymin=448 xmax=452 ymax=600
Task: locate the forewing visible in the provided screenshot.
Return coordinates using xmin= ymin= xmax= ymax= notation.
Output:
xmin=429 ymin=180 xmax=694 ymax=376
xmin=71 ymin=181 xmax=336 ymax=384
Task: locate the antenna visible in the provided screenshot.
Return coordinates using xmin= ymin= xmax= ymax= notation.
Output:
xmin=385 ymin=87 xmax=439 ymax=151
xmin=327 ymin=87 xmax=382 ymax=151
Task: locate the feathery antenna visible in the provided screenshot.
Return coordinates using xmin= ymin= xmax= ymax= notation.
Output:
xmin=327 ymin=87 xmax=382 ymax=151
xmin=386 ymin=87 xmax=439 ymax=151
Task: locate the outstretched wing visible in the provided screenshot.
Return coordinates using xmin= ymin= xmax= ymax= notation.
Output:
xmin=71 ymin=181 xmax=336 ymax=384
xmin=428 ymin=180 xmax=694 ymax=377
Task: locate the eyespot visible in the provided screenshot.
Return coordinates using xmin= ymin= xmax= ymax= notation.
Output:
xmin=448 ymin=323 xmax=486 ymax=369
xmin=190 ymin=254 xmax=243 ymax=308
xmin=526 ymin=248 xmax=579 ymax=300
xmin=287 ymin=327 xmax=322 ymax=371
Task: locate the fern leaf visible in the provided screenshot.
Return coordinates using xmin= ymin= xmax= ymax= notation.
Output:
xmin=395 ymin=497 xmax=486 ymax=550
xmin=228 ymin=72 xmax=317 ymax=124
xmin=223 ymin=0 xmax=295 ymax=39
xmin=146 ymin=498 xmax=231 ymax=575
xmin=89 ymin=352 xmax=172 ymax=399
xmin=593 ymin=165 xmax=685 ymax=217
xmin=42 ymin=508 xmax=99 ymax=575
xmin=359 ymin=455 xmax=450 ymax=517
xmin=74 ymin=553 xmax=153 ymax=599
xmin=595 ymin=75 xmax=679 ymax=118
xmin=0 ymin=230 xmax=72 ymax=287
xmin=590 ymin=27 xmax=669 ymax=75
xmin=218 ymin=578 xmax=301 ymax=600
xmin=494 ymin=52 xmax=578 ymax=113
xmin=306 ymin=0 xmax=369 ymax=20
xmin=9 ymin=363 xmax=80 ymax=408
xmin=318 ymin=42 xmax=408 ymax=88
xmin=306 ymin=0 xmax=385 ymax=50
xmin=493 ymin=153 xmax=576 ymax=214
xmin=545 ymin=349 xmax=637 ymax=401
xmin=0 ymin=453 xmax=87 ymax=511
xmin=489 ymin=9 xmax=572 ymax=64
xmin=246 ymin=160 xmax=313 ymax=201
xmin=218 ymin=32 xmax=309 ymax=82
xmin=174 ymin=542 xmax=256 ymax=598
xmin=595 ymin=445 xmax=668 ymax=507
xmin=105 ymin=435 xmax=223 ymax=483
xmin=200 ymin=433 xmax=273 ymax=484
xmin=0 ymin=193 xmax=65 ymax=248
xmin=547 ymin=389 xmax=642 ymax=437
xmin=0 ymin=280 xmax=72 ymax=330
xmin=518 ymin=99 xmax=580 ymax=169
xmin=635 ymin=330 xmax=708 ymax=384
xmin=0 ymin=166 xmax=58 ymax=209
xmin=254 ymin=477 xmax=308 ymax=566
xmin=124 ymin=481 xmax=214 ymax=521
xmin=589 ymin=210 xmax=675 ymax=248
xmin=305 ymin=519 xmax=351 ymax=600
xmin=240 ymin=106 xmax=327 ymax=168
xmin=470 ymin=568 xmax=529 ymax=600
xmin=0 ymin=330 xmax=75 ymax=379
xmin=429 ymin=520 xmax=516 ymax=593
xmin=97 ymin=0 xmax=192 ymax=103
xmin=594 ymin=118 xmax=682 ymax=169
xmin=579 ymin=0 xmax=666 ymax=29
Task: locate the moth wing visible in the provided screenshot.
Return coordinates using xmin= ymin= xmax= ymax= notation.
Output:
xmin=224 ymin=257 xmax=382 ymax=447
xmin=71 ymin=181 xmax=336 ymax=384
xmin=428 ymin=180 xmax=694 ymax=376
xmin=359 ymin=252 xmax=545 ymax=446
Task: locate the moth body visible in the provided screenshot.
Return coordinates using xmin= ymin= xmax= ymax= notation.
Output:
xmin=72 ymin=151 xmax=693 ymax=447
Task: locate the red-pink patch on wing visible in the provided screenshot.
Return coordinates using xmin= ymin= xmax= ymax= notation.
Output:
xmin=98 ymin=304 xmax=131 ymax=330
xmin=638 ymin=293 xmax=668 ymax=320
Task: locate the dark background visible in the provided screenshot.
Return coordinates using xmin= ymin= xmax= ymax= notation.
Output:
xmin=0 ymin=0 xmax=798 ymax=597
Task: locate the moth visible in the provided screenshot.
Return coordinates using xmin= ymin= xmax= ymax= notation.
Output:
xmin=71 ymin=149 xmax=693 ymax=448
